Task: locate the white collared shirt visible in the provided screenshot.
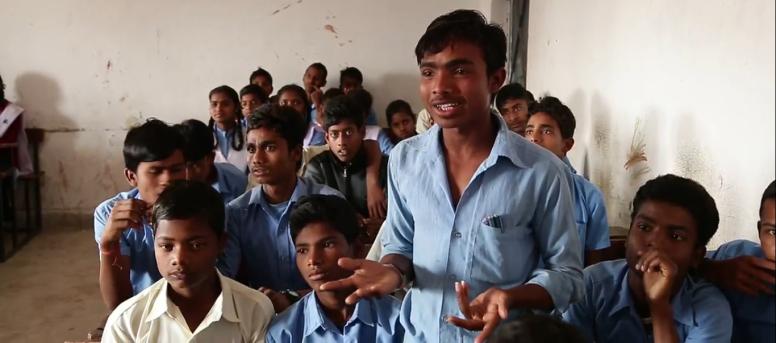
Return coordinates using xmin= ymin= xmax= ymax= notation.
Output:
xmin=103 ymin=271 xmax=274 ymax=343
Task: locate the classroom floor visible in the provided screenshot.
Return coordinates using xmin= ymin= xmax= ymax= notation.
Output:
xmin=0 ymin=226 xmax=104 ymax=343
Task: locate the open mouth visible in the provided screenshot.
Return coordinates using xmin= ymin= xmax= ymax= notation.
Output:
xmin=433 ymin=102 xmax=462 ymax=113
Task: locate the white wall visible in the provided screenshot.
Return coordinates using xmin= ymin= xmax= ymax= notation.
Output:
xmin=0 ymin=0 xmax=479 ymax=222
xmin=527 ymin=0 xmax=775 ymax=247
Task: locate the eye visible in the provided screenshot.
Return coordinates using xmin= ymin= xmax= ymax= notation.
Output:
xmin=324 ymin=240 xmax=336 ymax=248
xmin=767 ymin=229 xmax=775 ymax=236
xmin=420 ymin=69 xmax=433 ymax=78
xmin=190 ymin=241 xmax=204 ymax=250
xmin=158 ymin=243 xmax=173 ymax=251
xmin=670 ymin=232 xmax=686 ymax=241
xmin=264 ymin=144 xmax=277 ymax=152
xmin=246 ymin=144 xmax=257 ymax=154
xmin=524 ymin=128 xmax=533 ymax=135
xmin=542 ymin=128 xmax=553 ymax=135
xmin=637 ymin=223 xmax=650 ymax=231
xmin=296 ymin=247 xmax=308 ymax=255
xmin=454 ymin=67 xmax=466 ymax=75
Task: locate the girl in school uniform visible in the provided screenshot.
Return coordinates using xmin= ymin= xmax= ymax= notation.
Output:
xmin=276 ymin=84 xmax=326 ymax=148
xmin=208 ymin=85 xmax=249 ymax=173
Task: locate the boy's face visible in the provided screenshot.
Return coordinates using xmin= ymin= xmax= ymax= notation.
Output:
xmin=303 ymin=67 xmax=326 ymax=95
xmin=184 ymin=153 xmax=215 ymax=184
xmin=246 ymin=127 xmax=300 ymax=186
xmin=498 ymin=98 xmax=530 ymax=136
xmin=390 ymin=111 xmax=416 ymax=141
xmin=758 ymin=198 xmax=776 ymax=261
xmin=209 ymin=92 xmax=237 ymax=125
xmin=625 ymin=200 xmax=705 ymax=281
xmin=126 ymin=150 xmax=186 ymax=204
xmin=294 ymin=221 xmax=354 ymax=291
xmin=525 ymin=113 xmax=573 ymax=159
xmin=340 ymin=77 xmax=362 ymax=95
xmin=325 ymin=120 xmax=365 ymax=163
xmin=241 ymin=94 xmax=263 ymax=117
xmin=279 ymin=91 xmax=307 ymax=117
xmin=419 ymin=41 xmax=505 ymax=130
xmin=251 ymin=76 xmax=273 ymax=97
xmin=155 ymin=217 xmax=224 ymax=294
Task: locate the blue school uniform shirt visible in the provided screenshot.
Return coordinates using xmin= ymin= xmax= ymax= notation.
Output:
xmin=380 ymin=114 xmax=584 ymax=342
xmin=217 ymin=178 xmax=341 ymax=291
xmin=562 ymin=259 xmax=732 ymax=343
xmin=214 ymin=126 xmax=234 ymax=158
xmin=708 ymin=240 xmax=775 ymax=343
xmin=93 ymin=188 xmax=160 ymax=295
xmin=562 ymin=157 xmax=611 ymax=252
xmin=266 ymin=292 xmax=404 ymax=342
xmin=212 ymin=162 xmax=248 ymax=204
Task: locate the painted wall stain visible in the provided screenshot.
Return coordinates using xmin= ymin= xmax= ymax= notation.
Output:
xmin=106 ymin=60 xmax=112 ymax=71
xmin=119 ymin=96 xmax=127 ymax=102
xmin=624 ymin=119 xmax=650 ymax=178
xmin=324 ymin=24 xmax=337 ymax=34
xmin=58 ymin=161 xmax=69 ymax=190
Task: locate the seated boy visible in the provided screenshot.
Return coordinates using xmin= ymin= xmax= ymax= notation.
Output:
xmin=94 ymin=119 xmax=187 ymax=311
xmin=174 ymin=119 xmax=248 ymax=204
xmin=384 ymin=99 xmax=417 ymax=145
xmin=250 ymin=67 xmax=274 ymax=99
xmin=490 ymin=314 xmax=585 ymax=343
xmin=702 ymin=180 xmax=775 ymax=343
xmin=240 ymin=84 xmax=269 ymax=118
xmin=217 ymin=104 xmax=341 ymax=313
xmin=266 ymin=194 xmax=403 ymax=342
xmin=303 ymin=95 xmax=387 ymax=219
xmin=496 ymin=83 xmax=535 ymax=136
xmin=303 ymin=62 xmax=328 ymax=124
xmin=338 ymin=66 xmax=378 ymax=125
xmin=348 ymin=88 xmax=395 ymax=155
xmin=562 ymin=174 xmax=732 ymax=342
xmin=525 ymin=96 xmax=610 ymax=265
xmin=103 ymin=180 xmax=275 ymax=342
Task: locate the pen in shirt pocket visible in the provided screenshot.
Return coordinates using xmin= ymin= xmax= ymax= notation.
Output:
xmin=482 ymin=214 xmax=504 ymax=233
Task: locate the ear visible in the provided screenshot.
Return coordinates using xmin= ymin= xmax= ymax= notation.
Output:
xmin=124 ymin=168 xmax=138 ymax=187
xmin=563 ymin=138 xmax=575 ymax=154
xmin=290 ymin=144 xmax=303 ymax=164
xmin=690 ymin=245 xmax=707 ymax=269
xmin=487 ymin=68 xmax=507 ymax=94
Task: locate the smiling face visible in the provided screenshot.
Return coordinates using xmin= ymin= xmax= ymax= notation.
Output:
xmin=294 ymin=221 xmax=354 ymax=291
xmin=419 ymin=40 xmax=504 ymax=130
xmin=154 ymin=217 xmax=223 ymax=295
xmin=625 ymin=200 xmax=705 ymax=281
xmin=759 ymin=198 xmax=776 ymax=261
xmin=246 ymin=127 xmax=300 ymax=186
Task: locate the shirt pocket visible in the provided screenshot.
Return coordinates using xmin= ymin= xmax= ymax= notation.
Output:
xmin=470 ymin=217 xmax=535 ymax=285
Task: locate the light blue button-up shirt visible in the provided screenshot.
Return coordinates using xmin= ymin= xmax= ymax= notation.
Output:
xmin=562 ymin=259 xmax=732 ymax=343
xmin=266 ymin=292 xmax=404 ymax=342
xmin=562 ymin=157 xmax=611 ymax=252
xmin=708 ymin=240 xmax=775 ymax=343
xmin=94 ymin=188 xmax=160 ymax=295
xmin=214 ymin=126 xmax=234 ymax=158
xmin=212 ymin=162 xmax=248 ymax=205
xmin=380 ymin=114 xmax=583 ymax=342
xmin=217 ymin=178 xmax=341 ymax=291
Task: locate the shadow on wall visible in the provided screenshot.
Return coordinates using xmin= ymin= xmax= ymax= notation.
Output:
xmin=374 ymin=72 xmax=421 ymax=125
xmin=14 ymin=72 xmax=74 ymax=131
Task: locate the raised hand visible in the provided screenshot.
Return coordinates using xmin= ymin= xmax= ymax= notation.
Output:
xmin=100 ymin=199 xmax=148 ymax=250
xmin=705 ymin=255 xmax=776 ymax=296
xmin=636 ymin=250 xmax=679 ymax=304
xmin=319 ymin=257 xmax=401 ymax=305
xmin=447 ymin=281 xmax=510 ymax=343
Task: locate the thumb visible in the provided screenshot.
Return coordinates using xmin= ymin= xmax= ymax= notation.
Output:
xmin=337 ymin=257 xmax=365 ymax=271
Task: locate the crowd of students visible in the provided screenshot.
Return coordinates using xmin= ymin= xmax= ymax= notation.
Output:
xmin=71 ymin=9 xmax=776 ymax=343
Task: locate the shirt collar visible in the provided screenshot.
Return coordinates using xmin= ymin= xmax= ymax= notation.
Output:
xmin=250 ymin=177 xmax=309 ymax=208
xmin=612 ymin=268 xmax=696 ymax=326
xmin=423 ymin=111 xmax=529 ymax=170
xmin=145 ymin=271 xmax=239 ymax=325
xmin=302 ymin=293 xmax=377 ymax=337
xmin=562 ymin=156 xmax=577 ymax=174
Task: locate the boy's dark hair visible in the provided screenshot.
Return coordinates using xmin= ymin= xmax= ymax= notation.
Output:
xmin=490 ymin=315 xmax=586 ymax=343
xmin=249 ymin=67 xmax=273 ymax=85
xmin=277 ymin=84 xmax=312 ymax=120
xmin=322 ymin=87 xmax=345 ymax=104
xmin=246 ymin=103 xmax=307 ymax=151
xmin=415 ymin=10 xmax=506 ymax=75
xmin=339 ymin=67 xmax=364 ymax=86
xmin=307 ymin=62 xmax=328 ymax=80
xmin=760 ymin=180 xmax=776 ymax=217
xmin=496 ymin=83 xmax=535 ymax=109
xmin=347 ymin=88 xmax=373 ymax=118
xmin=239 ymin=84 xmax=269 ymax=104
xmin=208 ymin=85 xmax=245 ymax=151
xmin=528 ymin=96 xmax=576 ymax=139
xmin=123 ymin=119 xmax=183 ymax=172
xmin=385 ymin=99 xmax=415 ymax=124
xmin=289 ymin=194 xmax=360 ymax=244
xmin=174 ymin=119 xmax=214 ymax=162
xmin=151 ymin=180 xmax=225 ymax=236
xmin=631 ymin=174 xmax=719 ymax=247
xmin=323 ymin=95 xmax=364 ymax=130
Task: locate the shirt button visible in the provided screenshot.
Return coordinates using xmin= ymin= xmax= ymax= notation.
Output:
xmin=452 ymin=231 xmax=462 ymax=238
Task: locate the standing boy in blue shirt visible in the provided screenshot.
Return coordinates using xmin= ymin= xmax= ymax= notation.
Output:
xmin=318 ymin=10 xmax=583 ymax=343
xmin=702 ymin=180 xmax=775 ymax=343
xmin=94 ymin=119 xmax=187 ymax=311
xmin=175 ymin=119 xmax=248 ymax=204
xmin=562 ymin=174 xmax=733 ymax=342
xmin=495 ymin=82 xmax=535 ymax=136
xmin=218 ymin=104 xmax=341 ymax=313
xmin=525 ymin=96 xmax=611 ymax=265
xmin=267 ymin=194 xmax=403 ymax=342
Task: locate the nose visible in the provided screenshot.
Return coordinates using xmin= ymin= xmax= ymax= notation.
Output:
xmin=431 ymin=71 xmax=452 ymax=96
xmin=171 ymin=246 xmax=188 ymax=267
xmin=307 ymin=246 xmax=322 ymax=266
xmin=644 ymin=228 xmax=666 ymax=250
